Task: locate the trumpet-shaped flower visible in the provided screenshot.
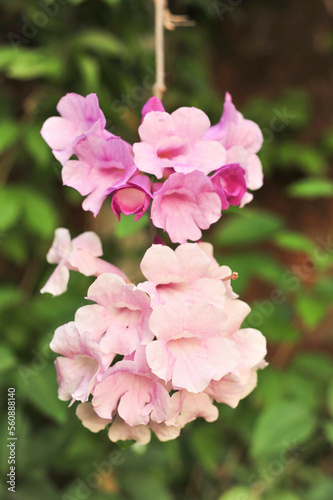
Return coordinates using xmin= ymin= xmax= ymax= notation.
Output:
xmin=133 ymin=106 xmax=226 ymax=179
xmin=62 ymin=136 xmax=136 ymax=216
xmin=151 ymin=171 xmax=222 ymax=244
xmin=50 ymin=322 xmax=107 ymax=403
xmin=146 ymin=301 xmax=239 ymax=393
xmin=75 ymin=273 xmax=153 ymax=356
xmin=111 ymin=173 xmax=152 ymax=221
xmin=92 ymin=348 xmax=170 ymax=427
xmin=41 ymin=228 xmax=127 ymax=296
xmin=41 ymin=93 xmax=110 ymax=166
xmin=204 ymin=92 xmax=264 ymax=194
xmin=206 ymin=328 xmax=267 ymax=407
xmin=211 ymin=163 xmax=247 ymax=209
xmin=139 ymin=242 xmax=228 ymax=309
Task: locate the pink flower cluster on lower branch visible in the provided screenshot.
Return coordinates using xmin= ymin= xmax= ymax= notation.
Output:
xmin=50 ymin=241 xmax=267 ymax=444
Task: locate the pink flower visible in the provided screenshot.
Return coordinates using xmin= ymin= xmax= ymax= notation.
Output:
xmin=62 ymin=136 xmax=136 ymax=216
xmin=111 ymin=173 xmax=152 ymax=221
xmin=204 ymin=92 xmax=264 ymax=194
xmin=151 ymin=171 xmax=222 ymax=244
xmin=50 ymin=322 xmax=107 ymax=403
xmin=167 ymin=390 xmax=218 ymax=427
xmin=133 ymin=106 xmax=226 ymax=179
xmin=41 ymin=93 xmax=111 ymax=166
xmin=146 ymin=301 xmax=239 ymax=393
xmin=139 ymin=242 xmax=228 ymax=309
xmin=206 ymin=328 xmax=267 ymax=407
xmin=141 ymin=97 xmax=165 ymax=119
xmin=92 ymin=348 xmax=170 ymax=427
xmin=76 ymin=402 xmax=111 ymax=432
xmin=41 ymin=228 xmax=127 ymax=296
xmin=109 ymin=417 xmax=152 ymax=444
xmin=211 ymin=163 xmax=247 ymax=210
xmin=75 ymin=273 xmax=153 ymax=356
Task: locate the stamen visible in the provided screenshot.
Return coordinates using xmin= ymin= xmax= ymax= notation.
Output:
xmin=222 ymin=272 xmax=239 ymax=282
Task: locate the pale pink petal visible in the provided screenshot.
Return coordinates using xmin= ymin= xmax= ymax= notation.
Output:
xmin=246 ymin=154 xmax=264 ymax=190
xmin=171 ymin=107 xmax=211 ymax=141
xmin=169 ymin=335 xmax=239 ymax=393
xmin=174 ymin=140 xmax=226 ymax=175
xmin=133 ymin=142 xmax=166 ymax=178
xmin=94 ymin=258 xmax=129 ymax=282
xmin=41 ymin=117 xmax=77 ymax=150
xmin=146 ymin=340 xmax=173 ymax=383
xmin=72 ymin=231 xmax=103 ymax=256
xmin=151 ymin=171 xmax=222 ymax=244
xmin=40 ymin=264 xmax=70 ymax=296
xmin=150 ymin=421 xmax=181 ymax=442
xmin=75 ymin=304 xmax=111 ymax=342
xmin=76 ymin=402 xmax=111 ymax=432
xmin=174 ymin=243 xmax=211 ymax=281
xmin=62 ymin=160 xmax=93 ymax=196
xmin=226 ymin=119 xmax=263 ymax=154
xmin=108 ymin=417 xmax=151 ymax=445
xmin=92 ymin=366 xmax=170 ymax=426
xmin=55 ymin=355 xmax=99 ymax=402
xmin=57 ymin=93 xmax=106 ymax=130
xmin=67 ymin=249 xmax=98 ymax=276
xmin=240 ymin=191 xmax=254 ymax=207
xmin=224 ymin=299 xmax=251 ymax=334
xmin=169 ymin=391 xmax=219 ymax=427
xmin=138 ymin=111 xmax=174 ymax=146
xmin=140 ymin=245 xmax=181 ymax=284
xmin=232 ymin=328 xmax=267 ymax=368
xmin=46 ymin=227 xmax=71 ymax=264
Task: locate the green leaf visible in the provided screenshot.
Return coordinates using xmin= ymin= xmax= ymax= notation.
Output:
xmin=0 ymin=188 xmax=21 ymax=232
xmin=115 ymin=213 xmax=149 ymax=238
xmin=323 ymin=421 xmax=333 ymax=445
xmin=0 ymin=285 xmax=23 ymax=312
xmin=0 ymin=232 xmax=28 ymax=264
xmin=0 ymin=46 xmax=15 ymax=70
xmin=215 ymin=210 xmax=284 ymax=246
xmin=0 ymin=120 xmax=20 ymax=153
xmin=76 ymin=54 xmax=101 ymax=93
xmin=5 ymin=50 xmax=64 ymax=80
xmin=16 ymin=363 xmax=68 ymax=424
xmin=269 ymin=493 xmax=301 ymax=500
xmin=295 ymin=293 xmax=327 ymax=328
xmin=278 ymin=144 xmax=328 ymax=175
xmin=189 ymin=424 xmax=221 ymax=472
xmin=290 ymin=353 xmax=333 ymax=383
xmin=327 ymin=380 xmax=333 ymax=417
xmin=73 ymin=30 xmax=126 ymax=57
xmin=0 ymin=344 xmax=17 ymax=373
xmin=287 ymin=178 xmax=333 ymax=198
xmin=218 ymin=486 xmax=258 ymax=500
xmin=305 ymin=478 xmax=333 ymax=500
xmin=244 ymin=303 xmax=300 ymax=342
xmin=23 ymin=125 xmax=51 ymax=167
xmin=251 ymin=401 xmax=317 ymax=460
xmin=23 ymin=190 xmax=58 ymax=238
xmin=273 ymin=231 xmax=315 ymax=254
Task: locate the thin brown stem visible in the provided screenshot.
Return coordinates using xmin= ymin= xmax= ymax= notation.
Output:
xmin=153 ymin=0 xmax=166 ymax=100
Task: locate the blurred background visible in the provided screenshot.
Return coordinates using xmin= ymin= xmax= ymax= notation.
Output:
xmin=0 ymin=0 xmax=333 ymax=499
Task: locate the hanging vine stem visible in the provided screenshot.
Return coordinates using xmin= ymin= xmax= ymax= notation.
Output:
xmin=153 ymin=0 xmax=195 ymax=100
xmin=153 ymin=0 xmax=166 ymax=100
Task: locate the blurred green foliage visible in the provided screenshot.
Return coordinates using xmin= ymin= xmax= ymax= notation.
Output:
xmin=0 ymin=0 xmax=333 ymax=499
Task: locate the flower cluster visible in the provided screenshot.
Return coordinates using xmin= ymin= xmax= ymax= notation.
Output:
xmin=49 ymin=241 xmax=267 ymax=444
xmin=41 ymin=93 xmax=263 ymax=243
